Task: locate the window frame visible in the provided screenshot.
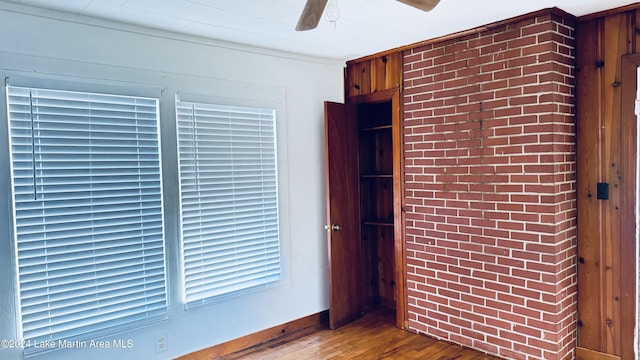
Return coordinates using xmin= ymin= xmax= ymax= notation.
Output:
xmin=4 ymin=75 xmax=169 ymax=353
xmin=174 ymin=93 xmax=284 ymax=309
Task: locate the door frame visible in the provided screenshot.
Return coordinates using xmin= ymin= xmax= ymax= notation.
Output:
xmin=349 ymin=87 xmax=407 ymax=329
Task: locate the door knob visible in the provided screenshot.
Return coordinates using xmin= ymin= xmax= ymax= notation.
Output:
xmin=324 ymin=224 xmax=342 ymax=231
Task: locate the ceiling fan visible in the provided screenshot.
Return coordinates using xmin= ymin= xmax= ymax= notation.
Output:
xmin=295 ymin=0 xmax=441 ymax=31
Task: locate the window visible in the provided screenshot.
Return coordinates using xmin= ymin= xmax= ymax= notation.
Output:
xmin=6 ymin=85 xmax=167 ymax=348
xmin=176 ymin=99 xmax=281 ymax=308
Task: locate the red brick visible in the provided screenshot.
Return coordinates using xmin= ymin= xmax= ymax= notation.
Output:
xmin=403 ymin=12 xmax=576 ymax=360
xmin=498 ymin=275 xmax=527 ymax=288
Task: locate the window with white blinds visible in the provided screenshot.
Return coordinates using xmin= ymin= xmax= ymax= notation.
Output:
xmin=176 ymin=100 xmax=281 ymax=308
xmin=6 ymin=86 xmax=167 ymax=348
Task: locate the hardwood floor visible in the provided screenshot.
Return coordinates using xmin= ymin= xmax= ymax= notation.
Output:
xmin=219 ymin=308 xmax=502 ymax=360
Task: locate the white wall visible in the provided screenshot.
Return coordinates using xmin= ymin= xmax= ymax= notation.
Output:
xmin=0 ymin=3 xmax=343 ymax=360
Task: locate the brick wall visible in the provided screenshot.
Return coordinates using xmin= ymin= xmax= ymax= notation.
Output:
xmin=402 ymin=10 xmax=577 ymax=360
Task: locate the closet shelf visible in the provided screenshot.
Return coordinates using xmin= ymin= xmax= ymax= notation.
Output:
xmin=359 ymin=124 xmax=392 ymax=132
xmin=361 ymin=174 xmax=393 ymax=179
xmin=363 ymin=219 xmax=394 ymax=227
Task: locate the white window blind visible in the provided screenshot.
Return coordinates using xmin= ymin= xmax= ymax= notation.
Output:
xmin=7 ymin=86 xmax=167 ymax=348
xmin=176 ymin=100 xmax=281 ymax=307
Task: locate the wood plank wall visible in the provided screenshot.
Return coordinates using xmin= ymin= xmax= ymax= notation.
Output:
xmin=575 ymin=5 xmax=639 ymax=360
xmin=345 ymin=52 xmax=402 ymax=98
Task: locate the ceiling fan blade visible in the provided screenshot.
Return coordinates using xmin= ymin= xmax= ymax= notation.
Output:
xmin=395 ymin=0 xmax=440 ymax=11
xmin=296 ymin=0 xmax=329 ymax=31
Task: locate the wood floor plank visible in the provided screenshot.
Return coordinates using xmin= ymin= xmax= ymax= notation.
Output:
xmin=218 ymin=308 xmax=502 ymax=360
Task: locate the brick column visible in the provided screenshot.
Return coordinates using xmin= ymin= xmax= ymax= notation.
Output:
xmin=402 ymin=10 xmax=577 ymax=360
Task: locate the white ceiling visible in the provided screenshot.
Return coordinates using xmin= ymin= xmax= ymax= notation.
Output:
xmin=3 ymin=0 xmax=637 ymax=61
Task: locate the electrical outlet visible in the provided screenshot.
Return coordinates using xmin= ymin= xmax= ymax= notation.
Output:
xmin=155 ymin=333 xmax=168 ymax=353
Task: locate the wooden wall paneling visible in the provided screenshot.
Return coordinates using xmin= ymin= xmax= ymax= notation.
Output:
xmin=347 ymin=61 xmax=362 ymax=97
xmin=359 ymin=60 xmax=372 ymax=95
xmin=385 ymin=52 xmax=402 ymax=90
xmin=601 ymin=12 xmax=628 ymax=356
xmin=371 ymin=56 xmax=386 ymax=93
xmin=361 ymin=225 xmax=377 ymax=303
xmin=347 ymin=52 xmax=402 ymax=98
xmin=619 ymin=53 xmax=639 ymax=360
xmin=374 ymin=130 xmax=394 ymax=175
xmin=576 ymin=347 xmax=621 ymax=360
xmin=576 ymin=18 xmax=603 ymax=352
xmin=374 ymin=177 xmax=393 ymax=219
xmin=371 ymin=52 xmax=402 ymax=93
xmin=346 ymin=61 xmax=373 ymax=97
xmin=577 ymin=8 xmax=639 ymax=359
xmin=377 ymin=226 xmax=395 ymax=307
xmin=624 ymin=15 xmax=636 ymax=360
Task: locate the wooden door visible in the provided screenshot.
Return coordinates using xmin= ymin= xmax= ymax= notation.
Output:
xmin=324 ymin=101 xmax=362 ymax=329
